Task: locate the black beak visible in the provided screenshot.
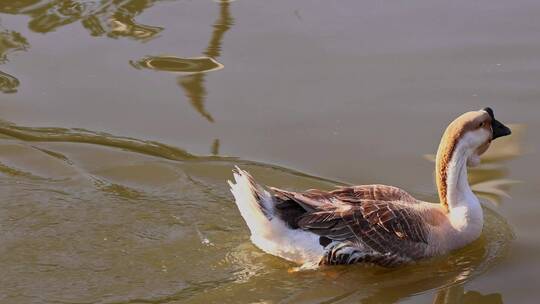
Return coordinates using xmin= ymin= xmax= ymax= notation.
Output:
xmin=482 ymin=107 xmax=512 ymax=140
xmin=492 ymin=118 xmax=512 ymax=139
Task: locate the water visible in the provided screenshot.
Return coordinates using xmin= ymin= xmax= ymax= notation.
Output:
xmin=0 ymin=1 xmax=539 ymax=303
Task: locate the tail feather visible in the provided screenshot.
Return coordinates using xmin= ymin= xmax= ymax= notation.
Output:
xmin=228 ymin=166 xmax=275 ymax=237
xmin=228 ymin=166 xmax=324 ymax=265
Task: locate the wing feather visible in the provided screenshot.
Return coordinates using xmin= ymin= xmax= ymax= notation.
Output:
xmin=276 ymin=185 xmax=431 ymax=260
xmin=333 ymin=184 xmax=417 ymax=203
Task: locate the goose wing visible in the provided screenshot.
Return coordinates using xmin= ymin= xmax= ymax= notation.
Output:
xmin=272 ymin=186 xmax=430 ymax=261
xmin=271 ymin=184 xmax=417 ymax=211
xmin=332 ymin=184 xmax=418 ymax=203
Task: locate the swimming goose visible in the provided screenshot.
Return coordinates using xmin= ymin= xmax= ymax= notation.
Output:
xmin=228 ymin=108 xmax=511 ymax=267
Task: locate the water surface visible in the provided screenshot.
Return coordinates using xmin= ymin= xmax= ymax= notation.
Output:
xmin=1 ymin=0 xmax=539 ymax=303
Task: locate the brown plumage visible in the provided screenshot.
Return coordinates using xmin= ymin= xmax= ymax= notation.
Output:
xmin=271 ymin=186 xmax=430 ymax=265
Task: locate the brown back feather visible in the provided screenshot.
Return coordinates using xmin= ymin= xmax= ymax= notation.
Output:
xmin=270 ymin=185 xmax=430 ymax=260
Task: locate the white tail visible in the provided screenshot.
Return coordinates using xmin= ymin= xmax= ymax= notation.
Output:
xmin=228 ymin=166 xmax=323 ymax=265
xmin=228 ymin=166 xmax=274 ymax=238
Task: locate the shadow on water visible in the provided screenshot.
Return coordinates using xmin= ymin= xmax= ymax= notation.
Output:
xmin=130 ymin=0 xmax=234 ymax=122
xmin=0 ymin=118 xmax=519 ymax=303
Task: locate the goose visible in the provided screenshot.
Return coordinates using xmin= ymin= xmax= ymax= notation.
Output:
xmin=228 ymin=108 xmax=511 ymax=267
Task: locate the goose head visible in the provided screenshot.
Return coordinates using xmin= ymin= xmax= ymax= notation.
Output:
xmin=436 ymin=108 xmax=511 ymax=211
xmin=469 ymin=107 xmax=511 ymax=166
xmin=438 ymin=107 xmax=511 ymax=168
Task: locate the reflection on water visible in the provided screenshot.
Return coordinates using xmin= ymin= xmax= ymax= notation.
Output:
xmin=0 ymin=25 xmax=28 ymax=93
xmin=0 ymin=70 xmax=19 ymax=93
xmin=178 ymin=0 xmax=233 ymax=122
xmin=131 ymin=56 xmax=223 ymax=74
xmin=104 ymin=9 xmax=162 ymax=41
xmin=0 ymin=119 xmax=514 ymax=303
xmin=204 ymin=0 xmax=234 ymax=59
xmin=434 ymin=284 xmax=503 ymax=304
xmin=0 ymin=0 xmax=162 ymax=41
xmin=0 ymin=27 xmax=27 ymax=62
xmin=0 ymin=0 xmax=165 ymax=93
xmin=178 ymin=73 xmax=215 ymax=122
xmin=132 ymin=0 xmax=233 ymax=122
xmin=211 ymin=138 xmax=220 ymax=155
xmin=425 ymin=124 xmax=525 ymax=205
xmin=0 ymin=0 xmax=233 ymax=118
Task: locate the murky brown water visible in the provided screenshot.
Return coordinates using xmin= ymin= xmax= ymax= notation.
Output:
xmin=1 ymin=0 xmax=539 ymax=303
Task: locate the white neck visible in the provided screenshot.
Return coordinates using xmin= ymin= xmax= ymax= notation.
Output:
xmin=445 ymin=136 xmax=483 ymax=240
